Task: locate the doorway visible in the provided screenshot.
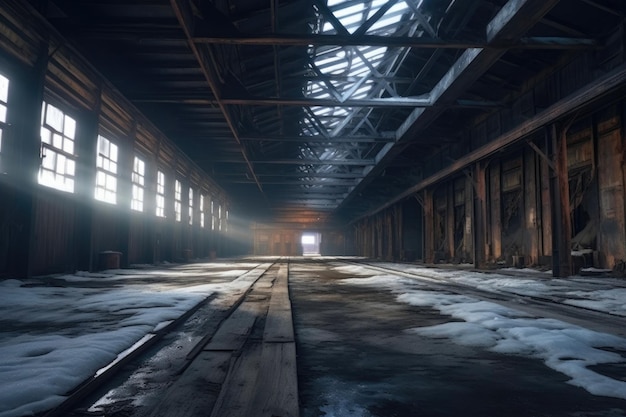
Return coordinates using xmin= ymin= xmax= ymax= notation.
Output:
xmin=301 ymin=232 xmax=321 ymax=256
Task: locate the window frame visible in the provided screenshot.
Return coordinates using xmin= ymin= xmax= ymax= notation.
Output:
xmin=156 ymin=170 xmax=166 ymax=218
xmin=38 ymin=101 xmax=78 ymax=193
xmin=0 ymin=73 xmax=9 ymax=169
xmin=131 ymin=155 xmax=145 ymax=212
xmin=200 ymin=193 xmax=205 ymax=228
xmin=94 ymin=134 xmax=118 ymax=204
xmin=174 ymin=179 xmax=182 ymax=222
xmin=188 ymin=187 xmax=194 ymax=225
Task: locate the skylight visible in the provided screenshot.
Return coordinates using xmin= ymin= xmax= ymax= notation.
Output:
xmin=295 ymin=0 xmax=434 ymax=206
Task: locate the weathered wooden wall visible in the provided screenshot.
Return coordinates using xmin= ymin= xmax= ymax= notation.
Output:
xmin=0 ymin=1 xmax=233 ymax=276
xmin=350 ymin=30 xmax=626 ymax=274
xmin=252 ymin=225 xmax=302 ymax=256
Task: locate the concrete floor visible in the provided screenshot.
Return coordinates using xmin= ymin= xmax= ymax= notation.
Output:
xmin=289 ymin=259 xmax=626 ymax=417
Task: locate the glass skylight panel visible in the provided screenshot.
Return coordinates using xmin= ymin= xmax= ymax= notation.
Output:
xmin=300 ymin=0 xmax=417 ymax=185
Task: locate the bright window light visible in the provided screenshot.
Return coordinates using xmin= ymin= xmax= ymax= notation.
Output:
xmin=0 ymin=74 xmax=8 ymax=163
xmin=156 ymin=170 xmax=166 ymax=217
xmin=38 ymin=102 xmax=77 ymax=193
xmin=188 ymin=187 xmax=194 ymax=225
xmin=174 ymin=179 xmax=182 ymax=222
xmin=200 ymin=194 xmax=205 ymax=228
xmin=131 ymin=156 xmax=145 ymax=211
xmin=301 ymin=234 xmax=316 ymax=245
xmin=94 ymin=135 xmax=118 ymax=204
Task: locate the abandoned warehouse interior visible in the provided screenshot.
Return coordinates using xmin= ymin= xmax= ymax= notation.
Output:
xmin=0 ymin=0 xmax=625 ymax=278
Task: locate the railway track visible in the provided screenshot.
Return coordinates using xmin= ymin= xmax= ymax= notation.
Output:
xmin=339 ymin=259 xmax=626 ymax=338
xmin=48 ymin=259 xmax=291 ymax=417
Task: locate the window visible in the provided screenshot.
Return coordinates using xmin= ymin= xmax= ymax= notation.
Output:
xmin=200 ymin=194 xmax=205 ymax=228
xmin=0 ymin=74 xmax=9 ymax=168
xmin=174 ymin=179 xmax=182 ymax=222
xmin=39 ymin=102 xmax=77 ymax=192
xmin=131 ymin=156 xmax=145 ymax=212
xmin=94 ymin=135 xmax=118 ymax=204
xmin=188 ymin=187 xmax=194 ymax=225
xmin=156 ymin=170 xmax=165 ymax=217
xmin=225 ymin=209 xmax=229 ymax=232
xmin=218 ymin=204 xmax=222 ymax=231
xmin=211 ymin=199 xmax=215 ymax=230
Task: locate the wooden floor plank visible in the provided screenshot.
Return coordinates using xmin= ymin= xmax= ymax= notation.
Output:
xmin=250 ymin=342 xmax=300 ymax=417
xmin=149 ymin=351 xmax=232 ymax=417
xmin=264 ymin=306 xmax=294 ymax=343
xmin=208 ymin=341 xmax=264 ymax=417
xmin=204 ymin=300 xmax=264 ymax=351
xmin=264 ymin=264 xmax=295 ymax=342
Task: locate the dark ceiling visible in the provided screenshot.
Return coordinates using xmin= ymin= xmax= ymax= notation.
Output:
xmin=31 ymin=0 xmax=625 ymax=226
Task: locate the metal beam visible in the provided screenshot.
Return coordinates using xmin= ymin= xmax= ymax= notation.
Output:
xmin=355 ymin=62 xmax=626 ymax=222
xmin=192 ymin=34 xmax=596 ymax=50
xmin=248 ymin=159 xmax=377 ymax=166
xmin=338 ymin=0 xmax=562 ymax=214
xmin=223 ymin=179 xmax=358 ymax=185
xmin=239 ymin=135 xmax=394 ymax=143
xmin=219 ymin=95 xmax=431 ymax=107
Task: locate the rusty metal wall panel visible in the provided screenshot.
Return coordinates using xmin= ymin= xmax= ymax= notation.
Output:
xmin=31 ymin=192 xmax=75 ymax=275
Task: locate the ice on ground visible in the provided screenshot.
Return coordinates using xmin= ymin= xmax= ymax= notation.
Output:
xmin=342 ymin=273 xmax=626 ymax=401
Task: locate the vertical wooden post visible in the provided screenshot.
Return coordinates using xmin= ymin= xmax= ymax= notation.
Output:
xmin=423 ymin=188 xmax=434 ymax=263
xmin=473 ymin=162 xmax=487 ymax=268
xmin=490 ymin=161 xmax=502 ymax=261
xmin=446 ymin=184 xmax=454 ymax=259
xmin=524 ymin=147 xmax=539 ymax=265
xmin=464 ymin=175 xmax=473 ymax=261
xmin=549 ymin=123 xmax=572 ymax=277
xmin=119 ymin=121 xmax=137 ymax=267
xmin=74 ymin=86 xmax=102 ymax=271
xmin=10 ymin=42 xmax=49 ymax=277
xmin=540 ymin=131 xmax=553 ymax=260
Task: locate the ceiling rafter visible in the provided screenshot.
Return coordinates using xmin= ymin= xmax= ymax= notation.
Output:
xmin=192 ymin=33 xmax=597 ymax=49
xmin=337 ymin=0 xmax=563 ymax=214
xmin=170 ymin=0 xmax=266 ymax=205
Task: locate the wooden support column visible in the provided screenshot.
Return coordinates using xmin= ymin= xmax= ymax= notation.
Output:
xmin=74 ymin=87 xmax=102 ymax=272
xmin=446 ymin=184 xmax=454 ymax=259
xmin=423 ymin=188 xmax=434 ymax=263
xmin=473 ymin=162 xmax=487 ymax=268
xmin=149 ymin=138 xmax=162 ymax=264
xmin=524 ymin=147 xmax=540 ymax=265
xmin=549 ymin=123 xmax=572 ymax=277
xmin=9 ymin=43 xmax=48 ymax=277
xmin=386 ymin=210 xmax=391 ymax=260
xmin=119 ymin=121 xmax=137 ymax=267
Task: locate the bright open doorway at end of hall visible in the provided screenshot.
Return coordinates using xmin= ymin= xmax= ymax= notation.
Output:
xmin=301 ymin=232 xmax=321 ymax=256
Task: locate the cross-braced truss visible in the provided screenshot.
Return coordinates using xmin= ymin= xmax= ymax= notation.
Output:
xmin=34 ymin=0 xmax=624 ymax=224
